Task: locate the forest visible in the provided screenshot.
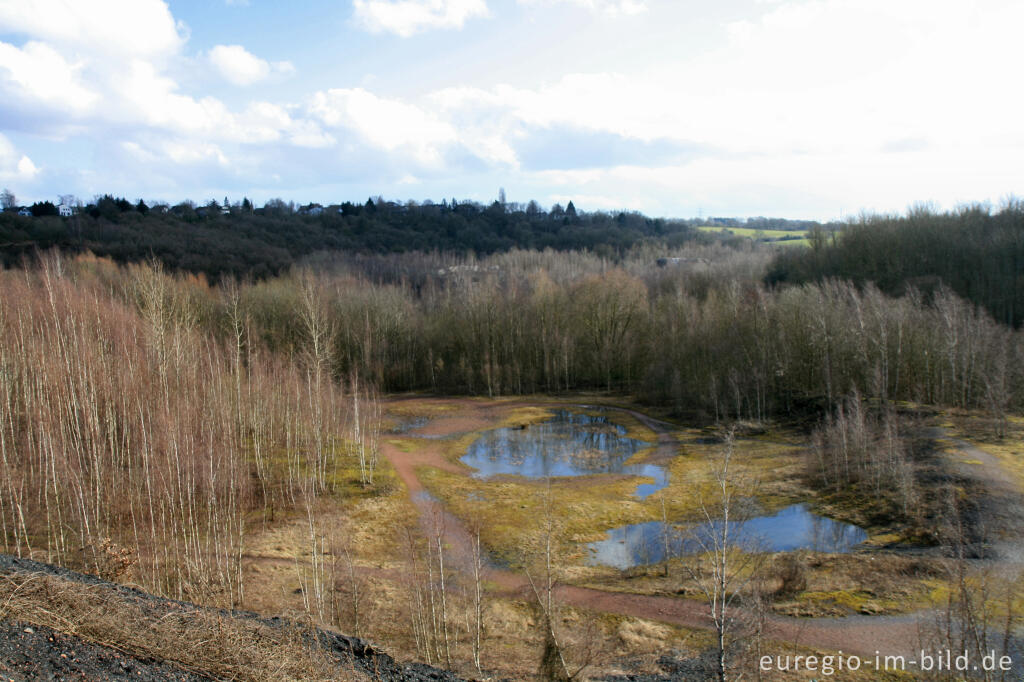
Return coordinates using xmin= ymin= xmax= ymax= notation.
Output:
xmin=768 ymin=201 xmax=1024 ymax=328
xmin=0 ymin=191 xmax=816 ymax=278
xmin=0 ymin=199 xmax=1022 ymax=680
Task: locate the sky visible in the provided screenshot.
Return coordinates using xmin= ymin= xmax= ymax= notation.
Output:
xmin=1 ymin=0 xmax=1022 ymax=220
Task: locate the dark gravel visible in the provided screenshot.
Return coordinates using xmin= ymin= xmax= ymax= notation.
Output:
xmin=0 ymin=553 xmax=464 ymax=682
xmin=0 ymin=620 xmax=211 ymax=681
xmin=598 ymin=651 xmax=716 ymax=682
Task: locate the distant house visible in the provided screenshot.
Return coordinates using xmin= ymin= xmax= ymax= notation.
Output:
xmin=17 ymin=207 xmax=31 ymax=217
xmin=299 ymin=203 xmax=324 ymax=216
xmin=59 ymin=204 xmax=73 ymax=217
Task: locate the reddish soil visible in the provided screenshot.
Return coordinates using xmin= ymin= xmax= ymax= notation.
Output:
xmin=410 ymin=416 xmax=492 ymax=438
xmin=381 ymin=440 xmax=466 ymax=494
xmin=383 ymin=398 xmax=934 ymax=659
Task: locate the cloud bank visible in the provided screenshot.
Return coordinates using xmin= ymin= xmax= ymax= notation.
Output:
xmin=0 ymin=0 xmax=1021 ymax=218
xmin=352 ymin=0 xmax=488 ymax=37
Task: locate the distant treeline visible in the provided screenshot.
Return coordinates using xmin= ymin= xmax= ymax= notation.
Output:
xmin=0 ymin=192 xmax=821 ymax=279
xmin=766 ymin=202 xmax=1024 ymax=327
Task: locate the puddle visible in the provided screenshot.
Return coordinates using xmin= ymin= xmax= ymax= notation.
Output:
xmin=586 ymin=504 xmax=867 ymax=569
xmin=387 ymin=416 xmax=429 ymax=434
xmin=460 ymin=409 xmax=667 ymax=498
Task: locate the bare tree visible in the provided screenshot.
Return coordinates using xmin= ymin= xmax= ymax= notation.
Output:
xmin=682 ymin=430 xmax=765 ymax=682
xmin=350 ymin=373 xmax=381 ymax=487
xmin=0 ymin=188 xmax=15 ymax=211
xmin=334 ymin=524 xmax=367 ymax=638
xmin=927 ymin=491 xmax=1021 ymax=682
xmin=469 ymin=521 xmax=486 ymax=674
xmin=525 ymin=480 xmax=596 ymax=681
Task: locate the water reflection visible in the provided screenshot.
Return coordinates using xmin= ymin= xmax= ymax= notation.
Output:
xmin=586 ymin=504 xmax=867 ymax=569
xmin=460 ymin=409 xmax=667 ymax=498
xmin=387 ymin=416 xmax=429 ymax=434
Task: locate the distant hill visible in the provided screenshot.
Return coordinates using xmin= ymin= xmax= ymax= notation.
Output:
xmin=0 ymin=196 xmax=819 ymax=280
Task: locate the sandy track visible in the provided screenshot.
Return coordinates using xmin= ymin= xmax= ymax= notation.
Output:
xmin=382 ymin=398 xmax=936 ymax=659
xmin=927 ymin=427 xmax=1024 ymax=562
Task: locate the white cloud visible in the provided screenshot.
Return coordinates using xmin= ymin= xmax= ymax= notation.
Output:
xmin=208 ymin=44 xmax=293 ymax=86
xmin=0 ymin=40 xmax=100 ymax=114
xmin=309 ymin=88 xmax=457 ymax=163
xmin=517 ymin=0 xmax=647 ymax=15
xmin=353 ymin=0 xmax=488 ymax=37
xmin=0 ymin=0 xmax=183 ymax=57
xmin=112 ymin=59 xmax=227 ymax=134
xmin=433 ymin=0 xmax=1024 ymax=161
xmin=0 ymin=134 xmax=39 ymax=182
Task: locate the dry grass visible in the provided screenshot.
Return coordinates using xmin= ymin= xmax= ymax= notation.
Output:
xmin=945 ymin=410 xmax=1024 ymax=491
xmin=582 ymin=551 xmax=945 ymax=620
xmin=0 ymin=571 xmax=364 ymax=681
xmin=768 ymin=554 xmax=944 ymax=618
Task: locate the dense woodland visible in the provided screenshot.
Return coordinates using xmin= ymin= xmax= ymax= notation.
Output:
xmin=9 ymin=238 xmax=1017 ymax=422
xmin=768 ymin=201 xmax=1024 ymax=328
xmin=0 ymin=192 xmax=815 ymax=279
xmin=244 ymin=247 xmax=1023 ymax=422
xmin=2 ymin=196 xmax=1021 ymax=425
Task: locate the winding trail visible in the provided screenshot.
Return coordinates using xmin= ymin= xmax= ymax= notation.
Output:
xmin=381 ymin=399 xmax=939 ymax=659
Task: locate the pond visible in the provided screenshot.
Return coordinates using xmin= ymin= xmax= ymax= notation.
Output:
xmin=586 ymin=504 xmax=868 ymax=569
xmin=460 ymin=409 xmax=667 ymax=498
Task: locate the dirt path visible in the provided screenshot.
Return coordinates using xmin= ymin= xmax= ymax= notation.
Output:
xmin=382 ymin=398 xmax=938 ymax=659
xmin=925 ymin=426 xmax=1024 ymax=563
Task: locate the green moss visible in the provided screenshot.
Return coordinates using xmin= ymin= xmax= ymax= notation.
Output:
xmin=493 ymin=406 xmax=555 ymax=429
xmin=385 ymin=438 xmax=418 ymax=453
xmin=800 ymin=589 xmax=899 ymax=614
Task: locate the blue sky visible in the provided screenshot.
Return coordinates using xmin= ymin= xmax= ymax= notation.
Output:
xmin=1 ymin=0 xmax=1022 ymax=219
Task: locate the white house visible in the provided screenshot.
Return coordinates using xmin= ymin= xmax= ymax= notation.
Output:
xmin=59 ymin=204 xmax=73 ymax=217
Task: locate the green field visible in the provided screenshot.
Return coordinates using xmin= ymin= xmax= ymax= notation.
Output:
xmin=697 ymin=225 xmax=810 ymax=246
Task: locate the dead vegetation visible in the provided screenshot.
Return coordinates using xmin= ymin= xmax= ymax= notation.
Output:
xmin=0 ymin=254 xmax=382 ymax=612
xmin=0 ymin=570 xmax=363 ymax=681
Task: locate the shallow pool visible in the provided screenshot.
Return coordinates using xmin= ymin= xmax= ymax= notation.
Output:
xmin=586 ymin=504 xmax=868 ymax=569
xmin=460 ymin=409 xmax=668 ymax=498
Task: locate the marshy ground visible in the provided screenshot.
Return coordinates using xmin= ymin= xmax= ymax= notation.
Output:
xmin=233 ymin=396 xmax=1024 ymax=679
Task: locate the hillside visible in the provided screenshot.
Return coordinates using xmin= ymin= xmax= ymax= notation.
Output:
xmin=0 ymin=553 xmax=462 ymax=682
xmin=0 ymin=197 xmax=823 ymax=280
